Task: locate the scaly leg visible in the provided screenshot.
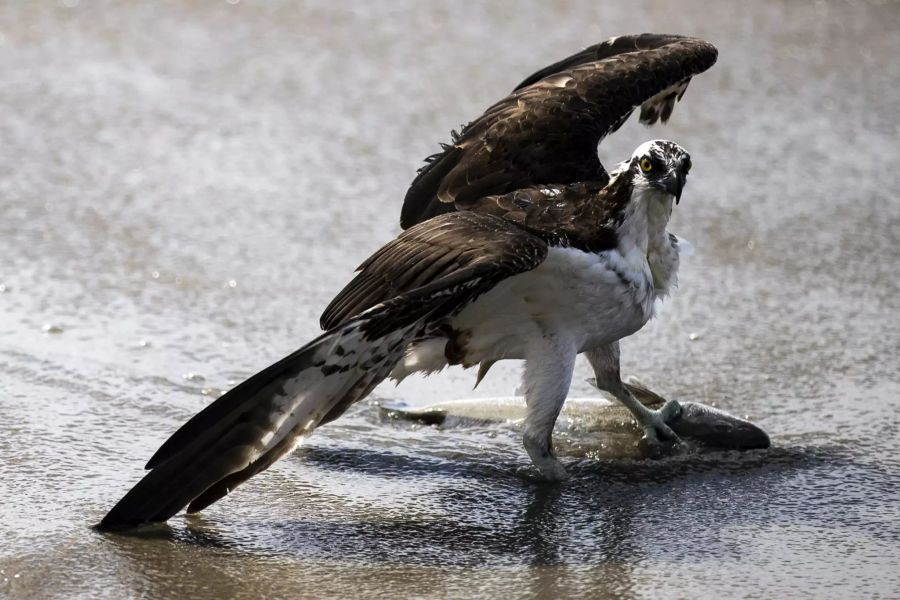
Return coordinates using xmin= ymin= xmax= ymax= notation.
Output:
xmin=585 ymin=343 xmax=682 ymax=452
xmin=521 ymin=335 xmax=578 ymax=481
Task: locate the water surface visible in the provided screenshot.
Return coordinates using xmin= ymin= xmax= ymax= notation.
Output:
xmin=1 ymin=1 xmax=899 ymax=598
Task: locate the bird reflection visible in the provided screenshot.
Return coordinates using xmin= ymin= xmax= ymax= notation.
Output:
xmin=97 ymin=440 xmax=839 ymax=600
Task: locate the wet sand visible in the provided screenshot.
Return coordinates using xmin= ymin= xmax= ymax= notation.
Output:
xmin=1 ymin=1 xmax=899 ymax=598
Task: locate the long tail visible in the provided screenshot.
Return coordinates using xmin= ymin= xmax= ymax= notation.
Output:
xmin=97 ymin=318 xmax=416 ymax=531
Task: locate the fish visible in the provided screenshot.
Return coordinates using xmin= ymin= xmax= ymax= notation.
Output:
xmin=378 ymin=380 xmax=770 ymax=460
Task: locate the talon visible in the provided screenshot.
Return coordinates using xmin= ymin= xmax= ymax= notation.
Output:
xmin=638 ymin=435 xmax=684 ymax=459
xmin=639 ymin=425 xmax=675 ymax=446
xmin=659 ymin=398 xmax=683 ymax=423
xmin=637 ymin=410 xmax=682 ymax=458
xmin=538 ymin=460 xmax=570 ymax=482
xmin=523 ymin=432 xmax=570 ymax=481
xmin=516 ymin=463 xmax=569 ymax=483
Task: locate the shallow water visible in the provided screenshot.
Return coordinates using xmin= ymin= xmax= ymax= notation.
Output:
xmin=2 ymin=1 xmax=899 ymax=598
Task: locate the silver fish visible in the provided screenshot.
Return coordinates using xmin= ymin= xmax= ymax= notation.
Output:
xmin=379 ymin=380 xmax=770 ymax=460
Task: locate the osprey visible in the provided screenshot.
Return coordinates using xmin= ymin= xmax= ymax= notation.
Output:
xmin=99 ymin=34 xmax=717 ymax=530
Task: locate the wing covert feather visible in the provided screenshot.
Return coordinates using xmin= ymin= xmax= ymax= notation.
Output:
xmin=320 ymin=212 xmax=548 ymax=330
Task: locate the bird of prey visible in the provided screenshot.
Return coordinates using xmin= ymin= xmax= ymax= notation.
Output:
xmin=99 ymin=34 xmax=717 ymax=530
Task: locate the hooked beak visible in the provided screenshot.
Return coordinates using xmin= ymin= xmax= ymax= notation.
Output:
xmin=652 ymin=170 xmax=687 ymax=204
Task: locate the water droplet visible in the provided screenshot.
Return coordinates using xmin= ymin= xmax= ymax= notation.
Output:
xmin=227 ymin=279 xmax=237 ymax=288
xmin=0 ymin=284 xmax=8 ymax=293
xmin=688 ymin=332 xmax=701 ymax=341
xmin=747 ymin=240 xmax=755 ymax=250
xmin=151 ymin=270 xmax=160 ymax=280
xmin=183 ymin=372 xmax=205 ymax=382
xmin=137 ymin=339 xmax=151 ymax=348
xmin=42 ymin=323 xmax=64 ymax=334
xmin=201 ymin=387 xmax=225 ymax=398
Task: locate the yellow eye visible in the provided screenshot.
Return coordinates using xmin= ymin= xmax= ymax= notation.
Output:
xmin=640 ymin=158 xmax=653 ymax=172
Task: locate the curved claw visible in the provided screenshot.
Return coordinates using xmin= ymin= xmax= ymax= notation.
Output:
xmin=523 ymin=432 xmax=570 ymax=481
xmin=537 ymin=460 xmax=570 ymax=482
xmin=516 ymin=463 xmax=570 ymax=483
xmin=637 ymin=400 xmax=684 ymax=458
xmin=658 ymin=398 xmax=683 ymax=423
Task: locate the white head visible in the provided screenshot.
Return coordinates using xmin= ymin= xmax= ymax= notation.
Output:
xmin=626 ymin=139 xmax=692 ymax=204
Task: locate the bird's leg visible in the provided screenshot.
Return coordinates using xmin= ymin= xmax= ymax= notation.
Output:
xmin=521 ymin=336 xmax=577 ymax=481
xmin=585 ymin=343 xmax=682 ymax=452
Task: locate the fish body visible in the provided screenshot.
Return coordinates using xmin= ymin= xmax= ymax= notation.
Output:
xmin=379 ymin=382 xmax=769 ymax=460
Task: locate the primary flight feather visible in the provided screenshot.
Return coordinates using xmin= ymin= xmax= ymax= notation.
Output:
xmin=401 ymin=33 xmax=716 ymax=228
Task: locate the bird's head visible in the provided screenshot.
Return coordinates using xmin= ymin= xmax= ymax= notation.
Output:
xmin=627 ymin=140 xmax=692 ymax=204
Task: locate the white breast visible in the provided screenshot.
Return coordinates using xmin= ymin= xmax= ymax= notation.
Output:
xmin=619 ymin=184 xmax=683 ymax=302
xmin=647 ymin=232 xmax=683 ymax=299
xmin=449 ymin=245 xmax=655 ymax=362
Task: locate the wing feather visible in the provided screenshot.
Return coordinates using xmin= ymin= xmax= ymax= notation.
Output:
xmin=400 ymin=34 xmax=717 ymax=229
xmin=320 ymin=211 xmax=548 ymax=330
xmin=101 ymin=212 xmax=549 ymax=529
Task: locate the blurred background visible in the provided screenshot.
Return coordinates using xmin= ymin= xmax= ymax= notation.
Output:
xmin=1 ymin=1 xmax=898 ymax=598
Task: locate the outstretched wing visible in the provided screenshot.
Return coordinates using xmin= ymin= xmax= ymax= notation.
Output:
xmin=100 ymin=212 xmax=547 ymax=530
xmin=321 ymin=211 xmax=547 ymax=330
xmin=400 ymin=34 xmax=718 ymax=229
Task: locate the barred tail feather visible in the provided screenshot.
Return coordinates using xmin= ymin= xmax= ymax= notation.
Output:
xmin=97 ymin=318 xmax=416 ymax=531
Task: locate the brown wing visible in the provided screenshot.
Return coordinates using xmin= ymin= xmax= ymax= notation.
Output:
xmin=320 ymin=211 xmax=548 ymax=330
xmin=459 ymin=179 xmax=632 ymax=253
xmin=400 ymin=34 xmax=718 ymax=229
xmin=101 ymin=212 xmax=549 ymax=530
